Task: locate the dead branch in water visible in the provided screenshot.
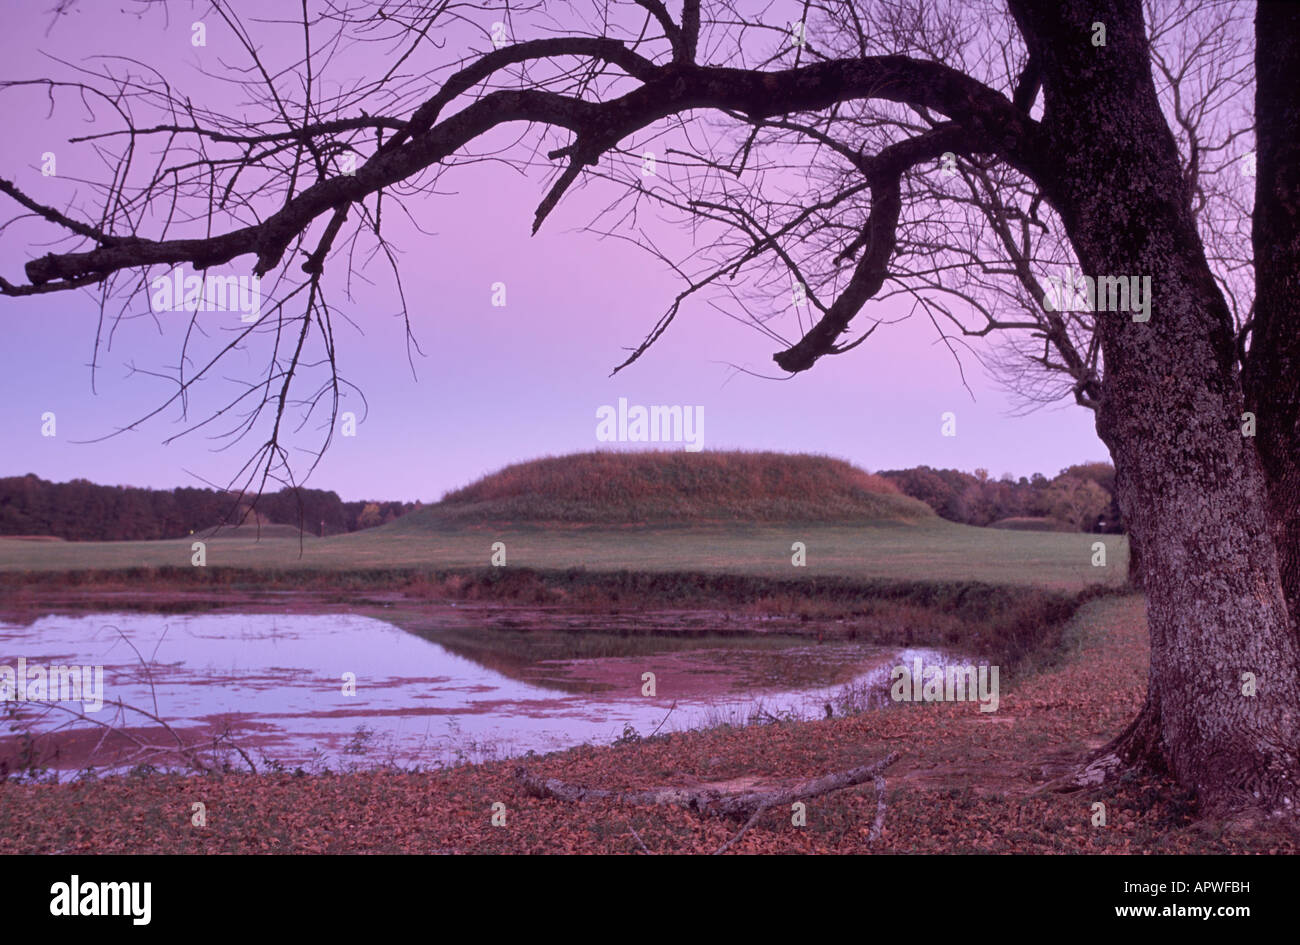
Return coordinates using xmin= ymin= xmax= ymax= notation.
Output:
xmin=1 ymin=624 xmax=265 ymax=778
xmin=515 ymin=751 xmax=900 ymax=820
xmin=3 ymin=697 xmax=260 ymax=777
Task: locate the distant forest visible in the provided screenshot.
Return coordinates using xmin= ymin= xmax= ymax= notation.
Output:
xmin=0 ymin=461 xmax=1121 ymax=541
xmin=0 ymin=474 xmax=420 ymax=541
xmin=878 ymin=463 xmax=1122 ymax=533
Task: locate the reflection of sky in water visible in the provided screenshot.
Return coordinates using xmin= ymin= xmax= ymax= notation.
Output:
xmin=0 ymin=612 xmax=968 ymax=774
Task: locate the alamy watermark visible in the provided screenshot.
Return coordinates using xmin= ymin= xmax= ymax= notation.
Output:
xmin=1040 ymin=266 xmax=1151 ymax=322
xmin=0 ymin=658 xmax=104 ymax=713
xmin=890 ymin=657 xmax=999 ymax=713
xmin=150 ymin=265 xmax=262 ymax=322
xmin=50 ymin=876 xmax=150 ymax=925
xmin=595 ymin=397 xmax=704 ymax=451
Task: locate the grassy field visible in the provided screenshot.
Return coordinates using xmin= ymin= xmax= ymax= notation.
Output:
xmin=0 ymin=451 xmax=1127 ymax=589
xmin=0 ymin=518 xmax=1128 ymax=590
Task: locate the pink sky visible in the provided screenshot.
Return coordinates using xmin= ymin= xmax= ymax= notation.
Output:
xmin=0 ymin=2 xmax=1107 ymax=502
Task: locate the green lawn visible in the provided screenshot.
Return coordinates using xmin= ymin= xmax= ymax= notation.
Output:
xmin=0 ymin=518 xmax=1128 ymax=590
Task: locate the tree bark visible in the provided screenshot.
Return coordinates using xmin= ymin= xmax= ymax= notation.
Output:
xmin=1125 ymin=533 xmax=1144 ymax=590
xmin=1242 ymin=0 xmax=1300 ymax=635
xmin=1113 ymin=457 xmax=1144 ymax=589
xmin=1011 ymin=0 xmax=1300 ymax=817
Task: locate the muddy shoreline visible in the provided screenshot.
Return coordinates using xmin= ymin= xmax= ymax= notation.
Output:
xmin=0 ymin=590 xmax=931 ymax=776
xmin=0 ymin=579 xmax=1095 ymax=778
xmin=0 ymin=585 xmax=841 ymax=639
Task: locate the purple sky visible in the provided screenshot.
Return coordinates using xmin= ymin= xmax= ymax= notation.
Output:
xmin=0 ymin=2 xmax=1107 ymax=502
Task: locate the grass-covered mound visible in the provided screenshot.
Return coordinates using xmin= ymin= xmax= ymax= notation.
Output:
xmin=392 ymin=450 xmax=936 ymax=527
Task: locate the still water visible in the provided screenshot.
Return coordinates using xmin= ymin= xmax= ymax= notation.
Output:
xmin=0 ymin=611 xmax=964 ymax=776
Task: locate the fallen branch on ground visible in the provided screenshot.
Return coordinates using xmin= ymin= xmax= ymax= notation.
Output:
xmin=515 ymin=751 xmax=900 ymax=820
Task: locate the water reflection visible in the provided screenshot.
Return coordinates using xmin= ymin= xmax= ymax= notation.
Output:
xmin=0 ymin=611 xmax=965 ymax=776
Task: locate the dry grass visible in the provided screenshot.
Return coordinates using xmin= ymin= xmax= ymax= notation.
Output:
xmin=422 ymin=450 xmax=927 ymax=526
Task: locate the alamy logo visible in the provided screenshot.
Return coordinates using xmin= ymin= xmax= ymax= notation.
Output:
xmin=595 ymin=397 xmax=704 ymax=451
xmin=50 ymin=876 xmax=151 ymax=925
xmin=150 ymin=265 xmax=262 ymax=322
xmin=0 ymin=658 xmax=104 ymax=713
xmin=890 ymin=658 xmax=1000 ymax=713
xmin=1040 ymin=267 xmax=1151 ymax=322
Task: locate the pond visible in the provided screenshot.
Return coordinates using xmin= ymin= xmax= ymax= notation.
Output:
xmin=0 ymin=609 xmax=973 ymax=777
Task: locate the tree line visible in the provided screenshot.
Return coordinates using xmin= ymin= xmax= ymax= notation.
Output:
xmin=0 ymin=474 xmax=420 ymax=541
xmin=0 ymin=463 xmax=1120 ymax=541
xmin=878 ymin=463 xmax=1119 ymax=532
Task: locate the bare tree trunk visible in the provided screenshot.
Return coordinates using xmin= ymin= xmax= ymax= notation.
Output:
xmin=1125 ymin=534 xmax=1144 ymax=590
xmin=1012 ymin=0 xmax=1300 ymax=817
xmin=1243 ymin=0 xmax=1300 ymax=635
xmin=1113 ymin=458 xmax=1144 ymax=589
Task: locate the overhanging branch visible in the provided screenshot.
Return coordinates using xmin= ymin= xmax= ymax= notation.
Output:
xmin=6 ymin=55 xmax=1040 ymax=295
xmin=774 ymin=124 xmax=981 ymax=372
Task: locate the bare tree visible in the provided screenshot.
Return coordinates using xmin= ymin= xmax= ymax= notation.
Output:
xmin=3 ymin=0 xmax=1299 ymax=821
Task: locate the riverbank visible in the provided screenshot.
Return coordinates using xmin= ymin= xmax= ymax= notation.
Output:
xmin=0 ymin=575 xmax=1099 ymax=777
xmin=0 ymin=569 xmax=1103 ymax=665
xmin=2 ymin=594 xmax=1293 ymax=853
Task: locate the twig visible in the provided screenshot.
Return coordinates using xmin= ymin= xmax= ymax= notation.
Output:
xmin=628 ymin=825 xmax=654 ymax=855
xmin=648 ymin=701 xmax=677 ymax=739
xmin=869 ymin=772 xmax=888 ymax=843
xmin=713 ymin=802 xmax=770 ymax=854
